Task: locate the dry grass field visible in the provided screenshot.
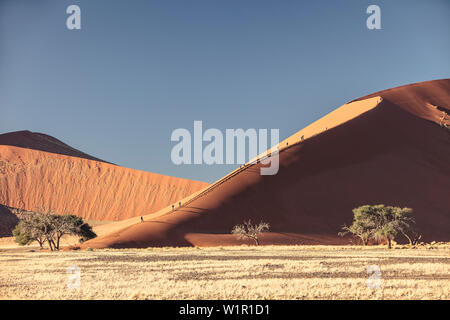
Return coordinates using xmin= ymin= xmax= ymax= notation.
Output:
xmin=0 ymin=244 xmax=449 ymax=300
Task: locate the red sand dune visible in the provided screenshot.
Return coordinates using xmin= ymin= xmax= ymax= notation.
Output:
xmin=0 ymin=132 xmax=208 ymax=222
xmin=82 ymin=79 xmax=450 ymax=248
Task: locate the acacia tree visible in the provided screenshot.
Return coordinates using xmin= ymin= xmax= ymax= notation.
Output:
xmin=13 ymin=213 xmax=96 ymax=250
xmin=339 ymin=205 xmax=416 ymax=248
xmin=231 ymin=220 xmax=270 ymax=245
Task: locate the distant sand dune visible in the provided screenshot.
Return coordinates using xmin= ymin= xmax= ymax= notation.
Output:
xmin=0 ymin=132 xmax=208 ymax=223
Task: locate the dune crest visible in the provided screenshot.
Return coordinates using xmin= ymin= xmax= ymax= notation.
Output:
xmin=0 ymin=130 xmax=108 ymax=162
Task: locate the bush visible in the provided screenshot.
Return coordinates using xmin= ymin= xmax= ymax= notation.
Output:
xmin=231 ymin=220 xmax=270 ymax=245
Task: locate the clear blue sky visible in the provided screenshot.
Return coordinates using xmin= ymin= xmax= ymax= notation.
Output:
xmin=1 ymin=0 xmax=449 ymax=183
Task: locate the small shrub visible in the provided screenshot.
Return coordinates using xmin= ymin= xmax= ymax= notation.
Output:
xmin=231 ymin=220 xmax=270 ymax=245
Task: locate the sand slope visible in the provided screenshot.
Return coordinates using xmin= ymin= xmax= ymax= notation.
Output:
xmin=83 ymin=79 xmax=450 ymax=248
xmin=0 ymin=133 xmax=208 ymax=222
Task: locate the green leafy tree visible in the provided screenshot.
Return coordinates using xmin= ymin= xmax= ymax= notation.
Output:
xmin=339 ymin=205 xmax=416 ymax=248
xmin=13 ymin=213 xmax=96 ymax=250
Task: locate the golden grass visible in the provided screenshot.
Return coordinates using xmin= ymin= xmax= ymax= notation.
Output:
xmin=0 ymin=244 xmax=449 ymax=300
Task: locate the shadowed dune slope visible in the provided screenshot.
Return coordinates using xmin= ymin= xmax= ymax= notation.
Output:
xmin=0 ymin=144 xmax=208 ymax=222
xmin=0 ymin=204 xmax=19 ymax=237
xmin=83 ymin=79 xmax=450 ymax=248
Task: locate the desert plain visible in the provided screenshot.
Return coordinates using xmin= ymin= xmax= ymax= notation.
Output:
xmin=0 ymin=240 xmax=449 ymax=300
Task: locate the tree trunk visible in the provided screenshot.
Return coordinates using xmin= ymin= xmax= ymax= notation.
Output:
xmin=387 ymin=237 xmax=392 ymax=249
xmin=56 ymin=235 xmax=61 ymax=250
xmin=359 ymin=237 xmax=365 ymax=246
xmin=47 ymin=238 xmax=54 ymax=251
xmin=254 ymin=238 xmax=259 ymax=246
xmin=406 ymin=236 xmax=412 ymax=247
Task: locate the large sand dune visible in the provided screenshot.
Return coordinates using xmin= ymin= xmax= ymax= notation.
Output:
xmin=82 ymin=79 xmax=450 ymax=248
xmin=0 ymin=132 xmax=208 ymax=223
